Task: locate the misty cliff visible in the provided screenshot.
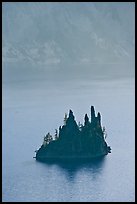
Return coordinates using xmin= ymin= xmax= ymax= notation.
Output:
xmin=2 ymin=2 xmax=135 ymax=84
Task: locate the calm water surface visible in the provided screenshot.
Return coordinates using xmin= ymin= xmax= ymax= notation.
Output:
xmin=2 ymin=78 xmax=135 ymax=202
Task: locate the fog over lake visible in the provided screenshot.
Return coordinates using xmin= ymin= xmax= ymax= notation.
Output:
xmin=2 ymin=2 xmax=135 ymax=202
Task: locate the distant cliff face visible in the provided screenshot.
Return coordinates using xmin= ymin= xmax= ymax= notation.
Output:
xmin=36 ymin=106 xmax=111 ymax=162
xmin=3 ymin=2 xmax=135 ymax=83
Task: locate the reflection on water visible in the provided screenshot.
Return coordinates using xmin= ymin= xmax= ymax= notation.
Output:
xmin=58 ymin=157 xmax=106 ymax=182
xmin=36 ymin=157 xmax=106 ymax=181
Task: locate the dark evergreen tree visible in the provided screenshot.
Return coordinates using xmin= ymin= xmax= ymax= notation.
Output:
xmin=63 ymin=113 xmax=67 ymax=125
xmin=55 ymin=129 xmax=58 ymax=140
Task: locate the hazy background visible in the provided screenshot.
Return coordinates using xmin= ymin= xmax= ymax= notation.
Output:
xmin=2 ymin=2 xmax=134 ymax=83
xmin=2 ymin=2 xmax=135 ymax=202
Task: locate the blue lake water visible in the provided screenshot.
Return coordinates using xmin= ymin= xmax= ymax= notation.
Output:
xmin=2 ymin=77 xmax=135 ymax=202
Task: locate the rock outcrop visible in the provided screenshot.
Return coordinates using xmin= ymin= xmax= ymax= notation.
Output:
xmin=35 ymin=106 xmax=111 ymax=162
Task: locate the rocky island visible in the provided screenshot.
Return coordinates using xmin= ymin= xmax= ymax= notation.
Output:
xmin=35 ymin=106 xmax=111 ymax=162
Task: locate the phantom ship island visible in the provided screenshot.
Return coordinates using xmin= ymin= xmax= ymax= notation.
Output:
xmin=35 ymin=106 xmax=111 ymax=162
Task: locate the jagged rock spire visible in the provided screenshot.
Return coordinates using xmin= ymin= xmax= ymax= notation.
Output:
xmin=66 ymin=109 xmax=75 ymax=127
xmin=91 ymin=106 xmax=95 ymax=122
xmin=84 ymin=114 xmax=89 ymax=126
xmin=69 ymin=109 xmax=74 ymax=120
xmin=97 ymin=112 xmax=101 ymax=126
xmin=64 ymin=109 xmax=79 ymax=135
